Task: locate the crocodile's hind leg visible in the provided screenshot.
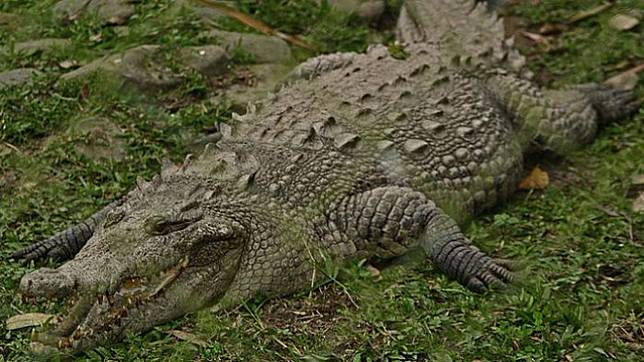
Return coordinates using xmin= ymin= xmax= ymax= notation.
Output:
xmin=11 ymin=199 xmax=122 ymax=262
xmin=486 ymin=72 xmax=640 ymax=154
xmin=329 ymin=186 xmax=513 ymax=291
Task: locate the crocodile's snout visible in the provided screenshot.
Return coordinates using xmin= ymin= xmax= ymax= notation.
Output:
xmin=20 ymin=267 xmax=75 ymax=299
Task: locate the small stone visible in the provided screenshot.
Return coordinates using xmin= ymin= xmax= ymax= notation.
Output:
xmin=203 ymin=30 xmax=292 ymax=64
xmin=0 ymin=68 xmax=41 ymax=90
xmin=11 ymin=38 xmax=71 ymax=55
xmin=608 ymin=14 xmax=639 ymax=31
xmin=53 ymin=0 xmax=135 ymax=25
xmin=61 ymin=45 xmax=182 ymax=90
xmin=316 ymin=1 xmax=386 ymax=21
xmin=179 ymin=45 xmax=229 ymax=77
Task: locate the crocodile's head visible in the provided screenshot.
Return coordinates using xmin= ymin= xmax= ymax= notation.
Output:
xmin=19 ymin=172 xmax=249 ymax=353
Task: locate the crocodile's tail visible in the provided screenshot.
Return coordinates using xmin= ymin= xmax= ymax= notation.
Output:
xmin=397 ymin=0 xmax=526 ymax=71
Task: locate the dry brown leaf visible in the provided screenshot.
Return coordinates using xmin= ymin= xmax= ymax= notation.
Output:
xmin=192 ymin=0 xmax=317 ymax=51
xmin=366 ymin=264 xmax=381 ymax=279
xmin=520 ymin=31 xmax=550 ymax=45
xmin=569 ymin=2 xmax=612 ymax=24
xmin=538 ymin=23 xmax=567 ymax=35
xmin=167 ymin=329 xmax=209 ymax=348
xmin=604 ymin=63 xmax=644 ymax=90
xmin=633 ymin=192 xmax=644 ymax=213
xmin=59 ymin=60 xmax=79 ymax=69
xmin=519 ymin=166 xmax=550 ymax=190
xmin=6 ymin=313 xmax=54 ymax=330
xmin=608 ymin=14 xmax=640 ymax=31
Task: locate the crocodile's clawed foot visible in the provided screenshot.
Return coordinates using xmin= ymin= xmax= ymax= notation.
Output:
xmin=12 ymin=238 xmax=66 ymax=262
xmin=573 ymin=83 xmax=641 ymax=124
xmin=464 ymin=257 xmax=515 ymax=293
xmin=11 ymin=221 xmax=96 ymax=263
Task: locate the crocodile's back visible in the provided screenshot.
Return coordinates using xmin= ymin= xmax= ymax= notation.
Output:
xmin=232 ymin=44 xmax=523 ymax=221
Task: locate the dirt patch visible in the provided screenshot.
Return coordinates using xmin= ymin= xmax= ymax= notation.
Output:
xmin=261 ymin=284 xmax=355 ymax=336
xmin=610 ymin=315 xmax=644 ymax=354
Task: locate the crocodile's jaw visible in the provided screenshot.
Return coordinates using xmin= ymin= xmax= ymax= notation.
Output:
xmin=17 ymin=174 xmax=249 ymax=354
xmin=30 ymin=246 xmax=243 ymax=354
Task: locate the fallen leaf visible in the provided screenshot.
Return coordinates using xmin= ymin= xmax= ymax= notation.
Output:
xmin=608 ymin=14 xmax=639 ymax=31
xmin=520 ymin=31 xmax=550 ymax=45
xmin=80 ymin=83 xmax=90 ymax=101
xmin=6 ymin=313 xmax=54 ymax=330
xmin=519 ymin=166 xmax=550 ymax=190
xmin=604 ymin=63 xmax=644 ymax=91
xmin=366 ymin=264 xmax=381 ymax=279
xmin=569 ymin=2 xmax=612 ymax=24
xmin=167 ymin=330 xmax=209 ymax=348
xmin=633 ymin=193 xmax=644 ymax=213
xmin=606 ymin=60 xmax=631 ymax=71
xmin=2 ymin=141 xmax=20 ymax=153
xmin=596 ymin=205 xmax=621 ymax=218
xmin=538 ymin=23 xmax=567 ymax=35
xmin=59 ymin=60 xmax=79 ymax=69
xmin=89 ymin=33 xmax=102 ymax=42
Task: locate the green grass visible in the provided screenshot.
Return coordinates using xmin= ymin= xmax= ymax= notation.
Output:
xmin=1 ymin=0 xmax=643 ymax=361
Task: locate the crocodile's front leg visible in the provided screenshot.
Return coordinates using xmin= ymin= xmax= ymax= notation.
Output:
xmin=11 ymin=199 xmax=122 ymax=262
xmin=328 ymin=186 xmax=513 ymax=291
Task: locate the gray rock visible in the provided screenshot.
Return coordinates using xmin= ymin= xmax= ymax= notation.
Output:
xmin=204 ymin=30 xmax=293 ymax=64
xmin=52 ymin=0 xmax=91 ymax=21
xmin=178 ymin=45 xmax=230 ymax=77
xmin=323 ymin=0 xmax=386 ymax=21
xmin=87 ymin=0 xmax=134 ymax=25
xmin=53 ymin=0 xmax=134 ymax=25
xmin=0 ymin=68 xmax=41 ymax=89
xmin=11 ymin=38 xmax=71 ymax=55
xmin=174 ymin=0 xmax=232 ymax=21
xmin=61 ymin=45 xmax=182 ymax=90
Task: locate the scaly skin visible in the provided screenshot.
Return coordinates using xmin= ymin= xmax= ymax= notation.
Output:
xmin=11 ymin=0 xmax=639 ymax=354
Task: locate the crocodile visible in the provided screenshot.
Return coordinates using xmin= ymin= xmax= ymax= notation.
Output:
xmin=11 ymin=0 xmax=639 ymax=353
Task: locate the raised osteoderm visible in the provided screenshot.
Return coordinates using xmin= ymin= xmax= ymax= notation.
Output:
xmin=12 ymin=0 xmax=639 ymax=353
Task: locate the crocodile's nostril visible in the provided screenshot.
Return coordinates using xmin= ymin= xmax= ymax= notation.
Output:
xmin=20 ymin=268 xmax=75 ymax=300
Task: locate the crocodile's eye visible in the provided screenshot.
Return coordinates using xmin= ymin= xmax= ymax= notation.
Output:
xmin=104 ymin=209 xmax=125 ymax=228
xmin=144 ymin=214 xmax=202 ymax=236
